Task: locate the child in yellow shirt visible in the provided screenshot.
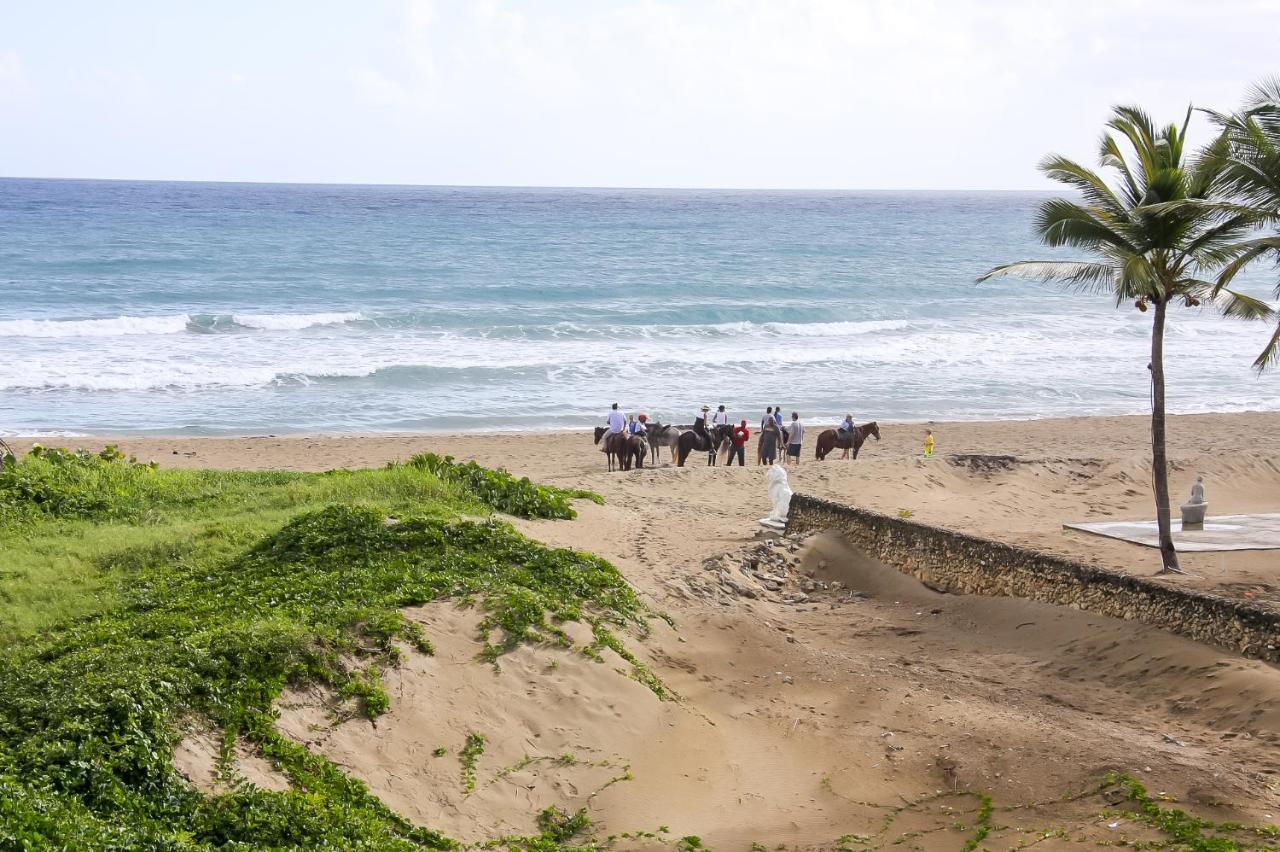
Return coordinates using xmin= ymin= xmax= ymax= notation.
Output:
xmin=924 ymin=429 xmax=935 ymax=458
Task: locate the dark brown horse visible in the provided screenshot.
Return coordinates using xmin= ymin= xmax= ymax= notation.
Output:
xmin=676 ymin=422 xmax=733 ymax=467
xmin=594 ymin=427 xmax=647 ymax=472
xmin=618 ymin=433 xmax=647 ymax=471
xmin=814 ymin=421 xmax=881 ymax=461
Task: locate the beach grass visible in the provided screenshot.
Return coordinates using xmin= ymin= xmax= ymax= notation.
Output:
xmin=0 ymin=446 xmax=644 ymax=849
xmin=1 ymin=448 xmax=471 ymax=643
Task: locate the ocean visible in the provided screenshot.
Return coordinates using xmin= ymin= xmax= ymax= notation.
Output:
xmin=2 ymin=178 xmax=1277 ymax=436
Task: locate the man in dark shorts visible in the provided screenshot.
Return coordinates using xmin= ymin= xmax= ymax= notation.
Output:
xmin=786 ymin=412 xmax=804 ymax=465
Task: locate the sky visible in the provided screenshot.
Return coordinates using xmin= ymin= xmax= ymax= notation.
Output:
xmin=1 ymin=1 xmax=1278 ymax=190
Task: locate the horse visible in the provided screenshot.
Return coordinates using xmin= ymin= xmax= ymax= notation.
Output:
xmin=594 ymin=426 xmax=647 ymax=472
xmin=646 ymin=423 xmax=682 ymax=464
xmin=675 ymin=422 xmax=733 ymax=467
xmin=618 ymin=433 xmax=648 ymax=471
xmin=814 ymin=421 xmax=881 ymax=461
xmin=594 ymin=426 xmax=624 ymax=472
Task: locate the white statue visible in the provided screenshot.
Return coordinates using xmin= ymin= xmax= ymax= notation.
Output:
xmin=1188 ymin=476 xmax=1206 ymax=505
xmin=759 ymin=462 xmax=793 ymax=529
xmin=1180 ymin=475 xmax=1208 ymax=529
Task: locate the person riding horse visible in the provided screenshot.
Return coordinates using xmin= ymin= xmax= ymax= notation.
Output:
xmin=837 ymin=414 xmax=856 ymax=459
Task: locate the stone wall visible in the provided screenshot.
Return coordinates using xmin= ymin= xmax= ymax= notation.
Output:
xmin=785 ymin=494 xmax=1280 ymax=662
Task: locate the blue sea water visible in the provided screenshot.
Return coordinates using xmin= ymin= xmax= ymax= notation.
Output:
xmin=1 ymin=178 xmax=1277 ymax=435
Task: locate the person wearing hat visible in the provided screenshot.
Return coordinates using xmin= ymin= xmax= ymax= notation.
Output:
xmin=695 ymin=405 xmax=711 ymax=437
xmin=711 ymin=404 xmax=730 ymax=428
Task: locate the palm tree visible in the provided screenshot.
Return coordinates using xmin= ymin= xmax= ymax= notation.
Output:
xmin=1205 ymin=78 xmax=1280 ymax=369
xmin=978 ymin=106 xmax=1272 ymax=574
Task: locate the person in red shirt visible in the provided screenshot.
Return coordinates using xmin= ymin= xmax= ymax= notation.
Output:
xmin=729 ymin=419 xmax=750 ymax=466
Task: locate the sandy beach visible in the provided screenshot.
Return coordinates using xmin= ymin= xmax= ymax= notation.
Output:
xmin=13 ymin=411 xmax=1280 ymax=845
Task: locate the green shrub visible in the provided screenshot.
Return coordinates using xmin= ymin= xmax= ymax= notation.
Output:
xmin=406 ymin=453 xmax=601 ymax=519
xmin=0 ymin=456 xmax=647 ymax=849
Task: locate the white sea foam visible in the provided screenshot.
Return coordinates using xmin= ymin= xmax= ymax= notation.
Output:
xmin=760 ymin=319 xmax=913 ymax=336
xmin=0 ymin=429 xmax=90 ymax=438
xmin=0 ymin=315 xmax=192 ymax=338
xmin=231 ymin=312 xmax=365 ymax=331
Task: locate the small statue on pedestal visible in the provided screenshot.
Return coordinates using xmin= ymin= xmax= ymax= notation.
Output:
xmin=759 ymin=462 xmax=793 ymax=529
xmin=1180 ymin=475 xmax=1208 ymax=530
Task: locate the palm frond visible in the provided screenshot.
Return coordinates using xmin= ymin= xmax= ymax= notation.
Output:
xmin=1214 ymin=235 xmax=1280 ymax=290
xmin=1182 ymin=281 xmax=1275 ymax=321
xmin=1039 ymin=155 xmax=1128 ymax=217
xmin=1098 ymin=134 xmax=1143 ymax=207
xmin=976 ymin=260 xmax=1118 ymax=295
xmin=1252 ymin=321 xmax=1280 ymax=371
xmin=1246 ymin=77 xmax=1280 ymax=111
xmin=1036 ymin=198 xmax=1139 ymax=252
xmin=1184 ymin=213 xmax=1265 ymax=264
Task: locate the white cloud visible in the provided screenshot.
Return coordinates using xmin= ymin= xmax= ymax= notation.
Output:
xmin=4 ymin=1 xmax=1279 ymax=187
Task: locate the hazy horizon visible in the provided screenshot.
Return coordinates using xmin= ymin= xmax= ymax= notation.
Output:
xmin=2 ymin=175 xmax=1068 ymax=193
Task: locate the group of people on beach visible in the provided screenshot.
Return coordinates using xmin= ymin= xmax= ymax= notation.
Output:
xmin=603 ymin=402 xmax=865 ymax=465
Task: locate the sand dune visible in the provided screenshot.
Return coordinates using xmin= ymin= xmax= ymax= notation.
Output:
xmin=20 ymin=411 xmax=1280 ymax=845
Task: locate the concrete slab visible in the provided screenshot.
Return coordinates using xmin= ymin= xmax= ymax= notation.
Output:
xmin=1064 ymin=513 xmax=1280 ymax=552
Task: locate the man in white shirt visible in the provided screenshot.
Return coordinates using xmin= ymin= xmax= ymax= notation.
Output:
xmin=786 ymin=412 xmax=805 ymax=465
xmin=711 ymin=405 xmax=730 ymax=427
xmin=606 ymin=403 xmax=626 ymax=434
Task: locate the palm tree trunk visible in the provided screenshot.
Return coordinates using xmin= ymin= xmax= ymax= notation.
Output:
xmin=1150 ymin=298 xmax=1181 ymax=574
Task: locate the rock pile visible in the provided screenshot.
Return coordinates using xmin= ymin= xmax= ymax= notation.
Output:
xmin=686 ymin=533 xmax=868 ymax=607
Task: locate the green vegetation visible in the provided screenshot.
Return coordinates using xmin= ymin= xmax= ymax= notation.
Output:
xmin=408 ymin=453 xmax=603 ymax=520
xmin=980 ymin=104 xmax=1274 ymax=574
xmin=1101 ymin=771 xmax=1280 ymax=851
xmin=460 ymin=733 xmax=487 ymax=794
xmin=0 ymin=446 xmax=664 ymax=849
xmin=959 ymin=791 xmax=993 ymax=851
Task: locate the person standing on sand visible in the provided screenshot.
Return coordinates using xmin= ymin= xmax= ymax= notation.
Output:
xmin=786 ymin=412 xmax=804 ymax=465
xmin=729 ymin=419 xmax=750 ymax=466
xmin=924 ymin=429 xmax=935 ymax=458
xmin=758 ymin=408 xmax=776 ymax=465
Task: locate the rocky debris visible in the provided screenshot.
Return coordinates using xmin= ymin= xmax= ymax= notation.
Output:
xmin=948 ymin=453 xmax=1020 ymax=473
xmin=687 ymin=533 xmax=868 ymax=607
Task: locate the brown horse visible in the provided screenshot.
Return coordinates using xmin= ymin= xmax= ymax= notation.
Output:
xmin=814 ymin=421 xmax=881 ymax=461
xmin=594 ymin=427 xmax=646 ymax=472
xmin=617 ymin=433 xmax=647 ymax=471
